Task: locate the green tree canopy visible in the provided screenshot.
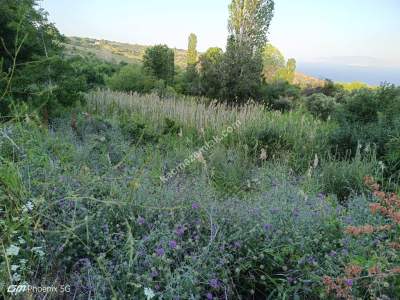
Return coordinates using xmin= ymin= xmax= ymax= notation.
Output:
xmin=143 ymin=45 xmax=175 ymax=84
xmin=228 ymin=0 xmax=275 ymax=50
xmin=221 ymin=0 xmax=275 ymax=103
xmin=198 ymin=47 xmax=224 ymax=99
xmin=187 ymin=33 xmax=198 ymax=66
xmin=262 ymin=43 xmax=285 ymax=82
xmin=0 ymin=0 xmax=86 ymax=118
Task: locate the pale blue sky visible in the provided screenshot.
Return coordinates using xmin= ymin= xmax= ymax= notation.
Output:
xmin=41 ymin=0 xmax=400 ymax=67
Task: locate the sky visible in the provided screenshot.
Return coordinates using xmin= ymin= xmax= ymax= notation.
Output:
xmin=41 ymin=0 xmax=400 ymax=67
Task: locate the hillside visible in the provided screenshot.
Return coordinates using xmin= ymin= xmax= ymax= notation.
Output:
xmin=65 ymin=36 xmax=325 ymax=87
xmin=65 ymin=36 xmax=189 ymax=68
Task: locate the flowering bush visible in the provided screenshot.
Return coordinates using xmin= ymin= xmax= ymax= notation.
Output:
xmin=323 ymin=176 xmax=400 ymax=299
xmin=1 ymin=112 xmax=399 ymax=299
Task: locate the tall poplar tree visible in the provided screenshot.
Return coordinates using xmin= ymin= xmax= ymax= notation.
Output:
xmin=221 ymin=0 xmax=275 ymax=103
xmin=187 ymin=33 xmax=198 ymax=66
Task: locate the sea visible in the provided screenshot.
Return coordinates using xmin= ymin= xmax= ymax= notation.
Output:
xmin=297 ymin=62 xmax=400 ymax=86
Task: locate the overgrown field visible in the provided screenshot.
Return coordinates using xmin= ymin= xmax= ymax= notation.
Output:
xmin=1 ymin=91 xmax=400 ymax=299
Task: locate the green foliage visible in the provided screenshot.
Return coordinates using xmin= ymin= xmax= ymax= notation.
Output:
xmin=0 ymin=0 xmax=90 ymax=118
xmin=278 ymin=58 xmax=296 ymax=83
xmin=304 ymin=79 xmax=344 ymax=98
xmin=209 ymin=147 xmax=252 ymax=195
xmin=261 ymin=80 xmax=300 ymax=110
xmin=179 ymin=65 xmax=201 ymax=96
xmin=262 ymin=44 xmax=296 ymax=84
xmin=329 ymin=86 xmax=400 ymax=168
xmin=69 ymin=55 xmax=120 ymax=89
xmin=262 ymin=43 xmax=285 ymax=82
xmin=339 ymin=81 xmax=371 ymax=91
xmin=187 ymin=33 xmax=198 ymax=66
xmin=338 ymin=89 xmax=379 ymax=124
xmin=228 ymin=0 xmax=275 ymax=50
xmin=220 ymin=0 xmax=275 ymax=103
xmin=143 ymin=45 xmax=175 ymax=84
xmin=198 ymin=47 xmax=223 ymax=99
xmin=107 ymin=64 xmax=156 ymax=93
xmin=220 ymin=37 xmax=263 ymax=103
xmin=0 ymin=0 xmax=62 ymax=70
xmin=315 ymin=150 xmax=379 ymax=202
xmin=305 ymin=93 xmax=337 ymax=120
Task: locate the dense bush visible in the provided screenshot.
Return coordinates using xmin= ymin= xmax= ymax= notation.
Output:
xmin=107 ymin=64 xmax=156 ymax=93
xmin=315 ymin=150 xmax=380 ymax=202
xmin=143 ymin=45 xmax=175 ymax=85
xmin=0 ymin=117 xmax=345 ymax=299
xmin=0 ymin=0 xmax=89 ymax=119
xmin=305 ymin=93 xmax=337 ymax=120
xmin=261 ymin=80 xmax=301 ymax=108
xmin=328 ymin=85 xmax=400 ymax=179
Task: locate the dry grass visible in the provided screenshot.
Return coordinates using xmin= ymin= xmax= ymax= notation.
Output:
xmin=86 ymin=90 xmax=267 ymax=132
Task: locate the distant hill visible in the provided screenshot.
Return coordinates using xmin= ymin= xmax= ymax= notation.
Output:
xmin=65 ymin=36 xmax=324 ymax=87
xmin=65 ymin=36 xmax=189 ymax=68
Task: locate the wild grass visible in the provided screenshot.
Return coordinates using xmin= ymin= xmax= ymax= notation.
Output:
xmin=1 ymin=90 xmax=397 ymax=299
xmin=86 ymin=90 xmax=267 ymax=133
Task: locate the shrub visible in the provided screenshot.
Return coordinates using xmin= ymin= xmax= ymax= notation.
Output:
xmin=269 ymin=97 xmax=294 ymax=112
xmin=209 ymin=147 xmax=252 ymax=195
xmin=143 ymin=45 xmax=175 ymax=84
xmin=337 ymin=89 xmax=379 ymax=124
xmin=316 ymin=150 xmax=379 ymax=202
xmin=261 ymin=80 xmax=300 ymax=107
xmin=304 ymin=93 xmax=337 ymax=120
xmin=324 ymin=177 xmax=400 ymax=299
xmin=107 ymin=64 xmax=156 ymax=93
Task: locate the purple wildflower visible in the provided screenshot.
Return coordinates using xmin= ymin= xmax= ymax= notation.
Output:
xmin=263 ymin=224 xmax=272 ymax=231
xmin=137 ymin=216 xmax=145 ymax=225
xmin=206 ymin=293 xmax=213 ymax=300
xmin=155 ymin=247 xmax=165 ymax=257
xmin=292 ymin=208 xmax=300 ymax=217
xmin=151 ymin=270 xmax=159 ymax=278
xmin=329 ymin=250 xmax=337 ymax=257
xmin=209 ymin=278 xmax=220 ymax=289
xmin=192 ymin=202 xmax=200 ymax=210
xmin=233 ymin=241 xmax=241 ymax=249
xmin=270 ymin=208 xmax=279 ymax=214
xmin=175 ymin=225 xmax=185 ymax=237
xmin=169 ymin=240 xmax=177 ymax=249
xmin=345 ymin=279 xmax=353 ymax=287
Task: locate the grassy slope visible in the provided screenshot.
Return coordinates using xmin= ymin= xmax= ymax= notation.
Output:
xmin=65 ymin=36 xmax=325 ymax=87
xmin=2 ymin=90 xmax=397 ymax=299
xmin=65 ymin=36 xmax=189 ymax=68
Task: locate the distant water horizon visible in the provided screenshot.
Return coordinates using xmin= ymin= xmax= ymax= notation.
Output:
xmin=297 ymin=62 xmax=400 ymax=86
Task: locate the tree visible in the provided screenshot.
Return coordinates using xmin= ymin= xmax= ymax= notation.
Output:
xmin=221 ymin=0 xmax=275 ymax=103
xmin=276 ymin=58 xmax=296 ymax=83
xmin=221 ymin=37 xmax=263 ymax=103
xmin=262 ymin=43 xmax=285 ymax=82
xmin=187 ymin=33 xmax=198 ymax=66
xmin=286 ymin=58 xmax=296 ymax=83
xmin=107 ymin=64 xmax=156 ymax=93
xmin=143 ymin=45 xmax=174 ymax=85
xmin=198 ymin=47 xmax=223 ymax=99
xmin=228 ymin=0 xmax=275 ymax=50
xmin=0 ymin=0 xmax=86 ymax=118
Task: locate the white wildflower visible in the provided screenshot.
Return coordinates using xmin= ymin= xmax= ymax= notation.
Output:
xmin=11 ymin=265 xmax=19 ymax=271
xmin=6 ymin=245 xmax=20 ymax=257
xmin=31 ymin=247 xmax=45 ymax=257
xmin=259 ymin=148 xmax=267 ymax=161
xmin=313 ymin=154 xmax=319 ymax=168
xmin=144 ymin=287 xmax=155 ymax=300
